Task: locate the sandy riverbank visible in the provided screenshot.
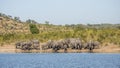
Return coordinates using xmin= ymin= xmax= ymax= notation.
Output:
xmin=0 ymin=43 xmax=120 ymax=53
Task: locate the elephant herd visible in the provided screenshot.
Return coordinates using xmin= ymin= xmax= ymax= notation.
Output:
xmin=15 ymin=40 xmax=40 ymax=50
xmin=42 ymin=38 xmax=100 ymax=52
xmin=15 ymin=38 xmax=100 ymax=52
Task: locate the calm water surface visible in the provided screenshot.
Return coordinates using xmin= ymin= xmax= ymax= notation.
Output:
xmin=0 ymin=53 xmax=120 ymax=68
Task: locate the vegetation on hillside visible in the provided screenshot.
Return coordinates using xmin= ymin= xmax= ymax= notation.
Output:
xmin=29 ymin=24 xmax=39 ymax=34
xmin=0 ymin=13 xmax=120 ymax=46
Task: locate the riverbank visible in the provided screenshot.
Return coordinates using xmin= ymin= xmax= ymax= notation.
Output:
xmin=0 ymin=43 xmax=120 ymax=53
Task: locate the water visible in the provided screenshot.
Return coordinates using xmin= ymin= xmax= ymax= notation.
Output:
xmin=0 ymin=53 xmax=120 ymax=68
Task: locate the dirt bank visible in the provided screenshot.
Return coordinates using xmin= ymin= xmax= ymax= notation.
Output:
xmin=0 ymin=43 xmax=120 ymax=53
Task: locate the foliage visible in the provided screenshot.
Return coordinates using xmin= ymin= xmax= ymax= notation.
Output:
xmin=29 ymin=24 xmax=39 ymax=34
xmin=14 ymin=17 xmax=21 ymax=22
xmin=26 ymin=19 xmax=37 ymax=24
xmin=0 ymin=13 xmax=120 ymax=46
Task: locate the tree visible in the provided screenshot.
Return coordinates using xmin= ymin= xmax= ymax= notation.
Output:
xmin=8 ymin=15 xmax=12 ymax=19
xmin=29 ymin=24 xmax=39 ymax=34
xmin=45 ymin=21 xmax=49 ymax=25
xmin=26 ymin=19 xmax=37 ymax=24
xmin=26 ymin=19 xmax=32 ymax=23
xmin=14 ymin=17 xmax=21 ymax=22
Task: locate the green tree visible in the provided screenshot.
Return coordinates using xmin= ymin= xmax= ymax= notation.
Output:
xmin=29 ymin=24 xmax=39 ymax=34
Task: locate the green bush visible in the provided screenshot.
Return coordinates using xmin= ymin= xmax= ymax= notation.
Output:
xmin=29 ymin=24 xmax=39 ymax=34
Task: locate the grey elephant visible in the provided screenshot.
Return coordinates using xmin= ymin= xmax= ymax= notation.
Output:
xmin=15 ymin=41 xmax=23 ymax=49
xmin=74 ymin=38 xmax=83 ymax=50
xmin=56 ymin=39 xmax=68 ymax=52
xmin=51 ymin=40 xmax=67 ymax=52
xmin=21 ymin=41 xmax=32 ymax=50
xmin=16 ymin=41 xmax=32 ymax=50
xmin=52 ymin=41 xmax=60 ymax=52
xmin=41 ymin=40 xmax=54 ymax=50
xmin=93 ymin=41 xmax=100 ymax=49
xmin=47 ymin=40 xmax=54 ymax=49
xmin=65 ymin=38 xmax=83 ymax=50
xmin=63 ymin=38 xmax=71 ymax=48
xmin=60 ymin=40 xmax=68 ymax=52
xmin=31 ymin=40 xmax=40 ymax=50
xmin=84 ymin=40 xmax=100 ymax=50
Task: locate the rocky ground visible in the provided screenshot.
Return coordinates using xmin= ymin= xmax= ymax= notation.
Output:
xmin=0 ymin=43 xmax=120 ymax=53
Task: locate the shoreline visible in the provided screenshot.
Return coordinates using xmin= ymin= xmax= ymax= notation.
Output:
xmin=0 ymin=44 xmax=120 ymax=53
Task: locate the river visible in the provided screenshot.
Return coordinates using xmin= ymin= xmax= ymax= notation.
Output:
xmin=0 ymin=53 xmax=120 ymax=68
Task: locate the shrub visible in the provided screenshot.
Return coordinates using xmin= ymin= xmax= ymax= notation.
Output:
xmin=29 ymin=24 xmax=39 ymax=34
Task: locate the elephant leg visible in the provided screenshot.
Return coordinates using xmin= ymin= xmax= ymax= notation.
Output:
xmin=92 ymin=44 xmax=95 ymax=49
xmin=21 ymin=45 xmax=25 ymax=50
xmin=52 ymin=46 xmax=58 ymax=53
xmin=64 ymin=45 xmax=67 ymax=52
xmin=54 ymin=48 xmax=58 ymax=52
xmin=80 ymin=45 xmax=82 ymax=50
xmin=75 ymin=45 xmax=77 ymax=49
xmin=16 ymin=45 xmax=19 ymax=49
xmin=89 ymin=45 xmax=93 ymax=50
xmin=28 ymin=47 xmax=31 ymax=50
xmin=89 ymin=47 xmax=92 ymax=50
xmin=64 ymin=48 xmax=67 ymax=53
xmin=77 ymin=45 xmax=80 ymax=49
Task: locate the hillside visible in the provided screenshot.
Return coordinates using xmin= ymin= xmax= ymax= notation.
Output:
xmin=0 ymin=16 xmax=30 ymax=34
xmin=0 ymin=13 xmax=120 ymax=47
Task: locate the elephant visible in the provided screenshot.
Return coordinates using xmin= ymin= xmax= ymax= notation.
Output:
xmin=84 ymin=40 xmax=100 ymax=50
xmin=74 ymin=38 xmax=83 ymax=50
xmin=21 ymin=42 xmax=28 ymax=50
xmin=15 ymin=41 xmax=23 ymax=49
xmin=41 ymin=43 xmax=47 ymax=50
xmin=51 ymin=38 xmax=83 ymax=52
xmin=63 ymin=38 xmax=71 ymax=48
xmin=31 ymin=40 xmax=40 ymax=50
xmin=63 ymin=44 xmax=68 ymax=52
xmin=16 ymin=40 xmax=41 ymax=51
xmin=41 ymin=40 xmax=54 ymax=50
xmin=16 ymin=41 xmax=32 ymax=50
xmin=69 ymin=38 xmax=76 ymax=49
xmin=64 ymin=38 xmax=83 ymax=50
xmin=21 ymin=42 xmax=32 ymax=50
xmin=57 ymin=39 xmax=70 ymax=52
xmin=92 ymin=41 xmax=100 ymax=49
xmin=52 ymin=41 xmax=60 ymax=52
xmin=41 ymin=38 xmax=84 ymax=52
xmin=51 ymin=39 xmax=68 ymax=52
xmin=47 ymin=40 xmax=54 ymax=49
